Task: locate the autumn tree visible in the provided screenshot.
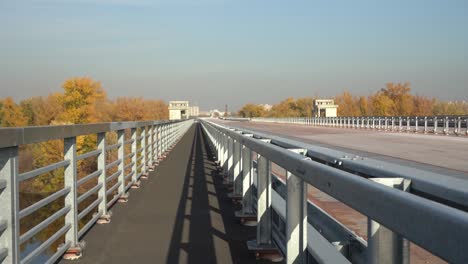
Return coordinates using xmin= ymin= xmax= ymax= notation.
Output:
xmin=56 ymin=77 xmax=107 ymax=124
xmin=334 ymin=91 xmax=360 ymax=116
xmin=0 ymin=97 xmax=28 ymax=127
xmin=380 ymin=82 xmax=414 ymax=116
xmin=412 ymin=95 xmax=434 ymax=116
xmin=238 ymin=104 xmax=267 ymax=118
xmin=369 ymin=92 xmax=395 ymax=116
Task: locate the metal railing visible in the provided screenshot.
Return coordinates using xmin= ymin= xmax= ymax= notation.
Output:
xmin=251 ymin=116 xmax=468 ymax=136
xmin=200 ymin=119 xmax=468 ymax=264
xmin=0 ymin=119 xmax=193 ymax=264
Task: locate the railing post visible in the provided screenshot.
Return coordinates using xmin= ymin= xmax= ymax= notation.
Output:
xmin=286 ymin=149 xmax=308 ymax=264
xmin=117 ymin=129 xmax=128 ymax=203
xmin=434 ymin=116 xmax=438 ymax=134
xmin=141 ymin=126 xmax=148 ymax=177
xmin=131 ymin=128 xmax=139 ymax=188
xmin=250 ymin=151 xmax=275 ymax=251
xmin=406 ymin=117 xmax=410 ymax=132
xmin=247 ymin=150 xmax=277 ymax=256
xmin=415 ymin=117 xmax=418 ymax=133
xmin=232 ymin=133 xmax=243 ymax=197
xmin=0 ymin=146 xmax=20 ymax=264
xmin=398 ymin=117 xmax=403 ymax=132
xmin=424 ymin=117 xmax=428 ymax=134
xmin=227 ymin=134 xmax=234 ymax=185
xmin=148 ymin=125 xmax=155 ymax=170
xmin=237 ymin=134 xmax=255 ymax=223
xmin=63 ymin=136 xmax=83 ymax=259
xmin=97 ymin=132 xmax=111 ymax=224
xmin=456 ymin=117 xmax=462 ymax=136
xmin=368 ymin=178 xmax=411 ymax=264
xmin=444 ymin=116 xmax=449 ymax=135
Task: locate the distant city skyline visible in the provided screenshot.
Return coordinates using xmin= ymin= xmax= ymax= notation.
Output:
xmin=1 ymin=0 xmax=467 ymax=111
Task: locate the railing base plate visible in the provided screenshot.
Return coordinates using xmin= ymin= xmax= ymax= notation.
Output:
xmin=235 ymin=211 xmax=257 ymax=226
xmin=247 ymin=240 xmax=283 ymax=262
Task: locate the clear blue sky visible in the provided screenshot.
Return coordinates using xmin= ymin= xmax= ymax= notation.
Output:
xmin=1 ymin=0 xmax=467 ymax=110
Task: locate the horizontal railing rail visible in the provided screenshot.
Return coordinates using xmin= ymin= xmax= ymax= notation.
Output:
xmin=200 ymin=119 xmax=468 ymax=264
xmin=0 ymin=119 xmax=193 ymax=264
xmin=250 ymin=115 xmax=468 ymax=136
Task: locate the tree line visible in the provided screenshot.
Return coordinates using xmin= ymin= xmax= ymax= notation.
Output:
xmin=238 ymin=82 xmax=468 ymax=118
xmin=0 ymin=77 xmax=168 ymax=193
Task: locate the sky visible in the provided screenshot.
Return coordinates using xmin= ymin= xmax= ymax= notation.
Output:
xmin=1 ymin=0 xmax=467 ymax=111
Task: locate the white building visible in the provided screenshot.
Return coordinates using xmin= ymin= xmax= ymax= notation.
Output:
xmin=168 ymin=101 xmax=200 ymax=120
xmin=313 ymin=99 xmax=339 ymax=117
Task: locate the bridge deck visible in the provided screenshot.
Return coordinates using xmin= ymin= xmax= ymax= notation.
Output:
xmin=64 ymin=124 xmax=263 ymax=264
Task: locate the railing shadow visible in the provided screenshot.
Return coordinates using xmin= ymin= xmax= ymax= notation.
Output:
xmin=166 ymin=124 xmax=261 ymax=264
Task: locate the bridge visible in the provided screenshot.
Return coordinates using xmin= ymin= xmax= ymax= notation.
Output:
xmin=1 ymin=118 xmax=468 ymax=264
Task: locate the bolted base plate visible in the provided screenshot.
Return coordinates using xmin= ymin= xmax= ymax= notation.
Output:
xmin=62 ymin=242 xmax=85 ymax=261
xmin=235 ymin=211 xmax=257 ymax=226
xmin=97 ymin=212 xmax=112 ymax=224
xmin=247 ymin=240 xmax=283 ymax=262
xmin=131 ymin=180 xmax=141 ymax=189
xmin=118 ymin=194 xmax=129 ymax=203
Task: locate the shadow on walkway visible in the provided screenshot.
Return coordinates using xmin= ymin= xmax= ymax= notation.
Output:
xmin=63 ymin=123 xmax=264 ymax=264
xmin=167 ymin=123 xmax=262 ymax=264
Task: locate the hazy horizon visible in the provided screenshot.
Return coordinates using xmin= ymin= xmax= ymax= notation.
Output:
xmin=2 ymin=0 xmax=467 ymax=111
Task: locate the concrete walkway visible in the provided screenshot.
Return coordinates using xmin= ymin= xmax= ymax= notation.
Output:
xmin=63 ymin=123 xmax=263 ymax=264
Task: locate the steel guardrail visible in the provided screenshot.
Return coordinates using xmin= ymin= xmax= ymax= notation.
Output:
xmin=200 ymin=119 xmax=468 ymax=264
xmin=250 ymin=115 xmax=468 ymax=136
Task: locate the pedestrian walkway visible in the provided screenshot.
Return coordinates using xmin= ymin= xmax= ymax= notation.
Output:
xmin=63 ymin=123 xmax=265 ymax=263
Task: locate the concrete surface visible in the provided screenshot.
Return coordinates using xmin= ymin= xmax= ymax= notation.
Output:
xmin=62 ymin=124 xmax=265 ymax=264
xmin=214 ymin=119 xmax=468 ymax=177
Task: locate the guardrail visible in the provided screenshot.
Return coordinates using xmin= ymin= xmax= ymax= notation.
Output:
xmin=200 ymin=119 xmax=468 ymax=264
xmin=0 ymin=119 xmax=193 ymax=264
xmin=251 ymin=116 xmax=468 ymax=136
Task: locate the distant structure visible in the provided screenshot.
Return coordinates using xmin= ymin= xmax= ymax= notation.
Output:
xmin=209 ymin=109 xmax=223 ymax=118
xmin=168 ymin=101 xmax=199 ymax=120
xmin=313 ymin=99 xmax=338 ymax=117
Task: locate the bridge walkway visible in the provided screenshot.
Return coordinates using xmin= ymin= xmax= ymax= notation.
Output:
xmin=63 ymin=123 xmax=263 ymax=264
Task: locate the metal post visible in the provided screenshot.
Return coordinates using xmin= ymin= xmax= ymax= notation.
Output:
xmin=232 ymin=136 xmax=242 ymax=196
xmin=406 ymin=117 xmax=410 ymax=132
xmin=415 ymin=117 xmax=418 ymax=133
xmin=97 ymin=133 xmax=111 ymax=224
xmin=131 ymin=128 xmax=139 ymax=187
xmin=63 ymin=137 xmax=82 ymax=258
xmin=286 ymin=149 xmax=308 ymax=264
xmin=444 ymin=117 xmax=449 ymax=135
xmin=424 ymin=117 xmax=428 ymax=134
xmin=141 ymin=126 xmax=147 ymax=176
xmin=257 ymin=155 xmax=272 ymax=245
xmin=368 ymin=178 xmax=410 ymax=264
xmin=227 ymin=136 xmax=234 ymax=184
xmin=117 ymin=129 xmax=128 ymax=202
xmin=148 ymin=125 xmax=155 ymax=170
xmin=240 ymin=135 xmax=254 ymax=217
xmin=0 ymin=146 xmax=20 ymax=264
xmin=456 ymin=117 xmax=462 ymax=136
xmin=398 ymin=117 xmax=402 ymax=132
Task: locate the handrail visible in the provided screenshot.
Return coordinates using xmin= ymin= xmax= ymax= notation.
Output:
xmin=250 ymin=115 xmax=468 ymax=136
xmin=0 ymin=119 xmax=194 ymax=264
xmin=200 ymin=119 xmax=468 ymax=264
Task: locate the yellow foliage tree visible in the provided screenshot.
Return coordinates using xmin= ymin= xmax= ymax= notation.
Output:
xmin=238 ymin=104 xmax=267 ymax=118
xmin=0 ymin=97 xmax=28 ymax=127
xmin=57 ymin=77 xmax=107 ymax=124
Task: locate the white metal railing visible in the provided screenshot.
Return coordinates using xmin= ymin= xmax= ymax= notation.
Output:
xmin=251 ymin=116 xmax=468 ymax=136
xmin=0 ymin=119 xmax=193 ymax=264
xmin=200 ymin=119 xmax=468 ymax=264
